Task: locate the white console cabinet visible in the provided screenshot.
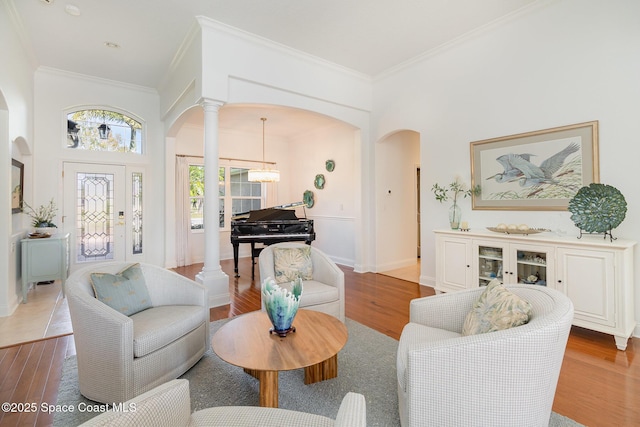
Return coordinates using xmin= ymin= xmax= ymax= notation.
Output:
xmin=435 ymin=229 xmax=636 ymax=350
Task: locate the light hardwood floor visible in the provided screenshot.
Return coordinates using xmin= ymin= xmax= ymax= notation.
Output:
xmin=0 ymin=258 xmax=638 ymax=426
xmin=0 ymin=281 xmax=71 ymax=348
xmin=379 ymin=260 xmax=421 ymax=283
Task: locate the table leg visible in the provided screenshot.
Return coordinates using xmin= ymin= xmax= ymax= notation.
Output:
xmin=259 ymin=370 xmax=278 ymax=407
xmin=304 ymin=354 xmax=338 ymax=385
xmin=244 ymin=368 xmax=278 ymax=407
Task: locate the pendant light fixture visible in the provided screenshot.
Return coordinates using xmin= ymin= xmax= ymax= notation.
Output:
xmin=97 ymin=123 xmax=111 ymax=139
xmin=98 ymin=112 xmax=110 ymax=140
xmin=248 ymin=117 xmax=280 ymax=182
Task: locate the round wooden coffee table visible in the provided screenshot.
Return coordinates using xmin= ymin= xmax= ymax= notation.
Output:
xmin=212 ymin=309 xmax=348 ymax=408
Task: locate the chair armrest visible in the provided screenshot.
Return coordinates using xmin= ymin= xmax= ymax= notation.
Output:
xmin=67 ymin=289 xmax=136 ymax=401
xmin=409 ymin=289 xmax=482 ymax=333
xmin=334 ymin=392 xmax=367 ymax=427
xmin=310 ymin=249 xmax=344 ymax=288
xmin=79 ymin=379 xmax=191 ymax=426
xmin=144 ymin=266 xmax=208 ymax=308
xmin=68 ymin=290 xmax=134 ymax=358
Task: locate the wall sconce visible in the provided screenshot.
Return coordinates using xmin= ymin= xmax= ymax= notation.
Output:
xmin=67 ymin=119 xmax=80 ymax=148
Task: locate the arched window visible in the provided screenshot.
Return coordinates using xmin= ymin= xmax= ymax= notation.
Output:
xmin=66 ymin=109 xmax=143 ymax=154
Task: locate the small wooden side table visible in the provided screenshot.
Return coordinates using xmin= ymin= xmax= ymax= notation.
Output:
xmin=20 ymin=233 xmax=70 ymax=303
xmin=212 ymin=309 xmax=348 ymax=408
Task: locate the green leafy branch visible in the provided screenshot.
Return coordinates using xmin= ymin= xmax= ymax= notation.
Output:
xmin=431 ymin=178 xmax=480 ymax=205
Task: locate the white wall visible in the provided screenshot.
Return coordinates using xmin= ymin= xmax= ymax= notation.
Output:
xmin=288 ymin=122 xmax=358 ymax=266
xmin=33 ymin=69 xmax=165 ymax=268
xmin=376 ymin=130 xmax=420 ymax=271
xmin=0 ymin=1 xmax=35 ymax=316
xmin=373 ymin=0 xmax=640 ymax=330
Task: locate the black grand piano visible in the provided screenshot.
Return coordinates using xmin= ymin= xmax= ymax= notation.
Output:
xmin=230 ymin=202 xmax=315 ymax=278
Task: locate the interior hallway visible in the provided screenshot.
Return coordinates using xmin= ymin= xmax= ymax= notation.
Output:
xmin=379 ymin=259 xmax=420 ymax=283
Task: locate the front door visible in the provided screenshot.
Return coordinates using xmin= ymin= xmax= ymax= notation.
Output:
xmin=63 ymin=162 xmax=126 ymax=271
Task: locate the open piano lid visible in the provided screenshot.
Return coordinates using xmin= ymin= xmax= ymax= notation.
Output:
xmin=232 ymin=201 xmax=306 ymax=222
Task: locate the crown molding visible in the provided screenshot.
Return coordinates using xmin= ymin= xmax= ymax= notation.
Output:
xmin=196 ymin=16 xmax=373 ymax=84
xmin=3 ymin=0 xmax=39 ymax=69
xmin=37 ymin=66 xmax=158 ymax=94
xmin=374 ymin=0 xmax=555 ymax=81
xmin=158 ymin=18 xmax=202 ymax=93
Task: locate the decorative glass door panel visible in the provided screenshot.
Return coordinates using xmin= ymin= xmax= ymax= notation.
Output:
xmin=478 ymin=245 xmax=504 ymax=286
xmin=131 ymin=172 xmax=143 ymax=254
xmin=77 ymin=172 xmax=114 ymax=261
xmin=516 ymin=250 xmax=547 ymax=285
xmin=64 ymin=163 xmax=126 ymax=270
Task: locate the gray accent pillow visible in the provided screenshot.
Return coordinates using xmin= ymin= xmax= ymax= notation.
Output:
xmin=90 ymin=263 xmax=152 ymax=316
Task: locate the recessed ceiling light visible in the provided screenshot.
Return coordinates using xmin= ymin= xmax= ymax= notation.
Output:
xmin=65 ymin=4 xmax=81 ymax=16
xmin=104 ymin=42 xmax=121 ymax=49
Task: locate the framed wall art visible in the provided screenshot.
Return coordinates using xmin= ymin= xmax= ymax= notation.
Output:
xmin=471 ymin=121 xmax=599 ymax=210
xmin=11 ymin=159 xmax=24 ymax=214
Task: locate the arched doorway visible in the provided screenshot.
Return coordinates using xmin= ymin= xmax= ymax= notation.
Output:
xmin=166 ymin=103 xmax=361 ymax=270
xmin=375 ymin=129 xmax=421 ymax=281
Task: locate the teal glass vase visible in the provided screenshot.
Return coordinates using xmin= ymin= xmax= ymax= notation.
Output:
xmin=261 ymin=277 xmax=303 ymax=337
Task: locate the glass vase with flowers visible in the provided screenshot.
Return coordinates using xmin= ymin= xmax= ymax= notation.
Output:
xmin=432 ymin=178 xmax=479 ymax=230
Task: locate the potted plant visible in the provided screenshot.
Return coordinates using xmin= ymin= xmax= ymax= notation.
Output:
xmin=432 ymin=178 xmax=479 ymax=229
xmin=22 ymin=198 xmax=58 ymax=235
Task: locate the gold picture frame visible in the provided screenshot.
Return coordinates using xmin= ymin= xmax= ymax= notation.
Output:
xmin=471 ymin=121 xmax=599 ymax=210
xmin=12 ymin=159 xmax=24 ymax=214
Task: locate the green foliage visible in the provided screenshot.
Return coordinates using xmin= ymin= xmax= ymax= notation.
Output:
xmin=188 ymin=166 xmax=225 ymax=197
xmin=189 ymin=165 xmax=205 ymax=196
xmin=22 ymin=198 xmax=58 ymax=228
xmin=432 ymin=178 xmax=480 ymax=204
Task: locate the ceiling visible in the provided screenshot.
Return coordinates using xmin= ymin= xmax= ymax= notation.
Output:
xmin=6 ymin=0 xmax=537 ymax=135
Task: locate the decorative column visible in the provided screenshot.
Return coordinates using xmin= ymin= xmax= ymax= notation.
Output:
xmin=196 ymin=98 xmax=230 ymax=307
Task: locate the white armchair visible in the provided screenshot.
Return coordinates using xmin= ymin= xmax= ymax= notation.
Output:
xmin=259 ymin=242 xmax=345 ymax=322
xmin=66 ymin=262 xmax=210 ymax=404
xmin=397 ymin=284 xmax=573 ymax=427
xmin=80 ymin=379 xmax=366 ymax=427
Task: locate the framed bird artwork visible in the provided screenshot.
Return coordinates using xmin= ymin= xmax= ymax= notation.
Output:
xmin=470 ymin=121 xmax=599 ymax=210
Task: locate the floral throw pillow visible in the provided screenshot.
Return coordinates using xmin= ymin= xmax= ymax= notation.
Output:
xmin=462 ymin=279 xmax=532 ymax=336
xmin=273 ymin=247 xmax=313 ymax=284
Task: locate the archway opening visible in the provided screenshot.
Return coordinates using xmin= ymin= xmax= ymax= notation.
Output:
xmin=375 ymin=129 xmax=421 ymax=282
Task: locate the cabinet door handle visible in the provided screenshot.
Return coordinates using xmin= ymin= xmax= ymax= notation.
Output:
xmin=557 ymin=280 xmax=562 ymax=283
xmin=466 ymin=265 xmax=470 ymax=268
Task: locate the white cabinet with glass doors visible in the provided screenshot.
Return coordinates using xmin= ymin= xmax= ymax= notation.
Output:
xmin=434 ymin=229 xmax=636 ymax=350
xmin=474 ymin=240 xmax=553 ymax=288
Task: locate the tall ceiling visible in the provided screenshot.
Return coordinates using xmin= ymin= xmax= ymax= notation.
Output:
xmin=8 ymin=0 xmax=537 ymax=87
xmin=5 ymin=0 xmax=537 ymax=134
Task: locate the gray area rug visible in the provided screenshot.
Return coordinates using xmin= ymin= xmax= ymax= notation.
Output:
xmin=55 ymin=318 xmax=583 ymax=426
